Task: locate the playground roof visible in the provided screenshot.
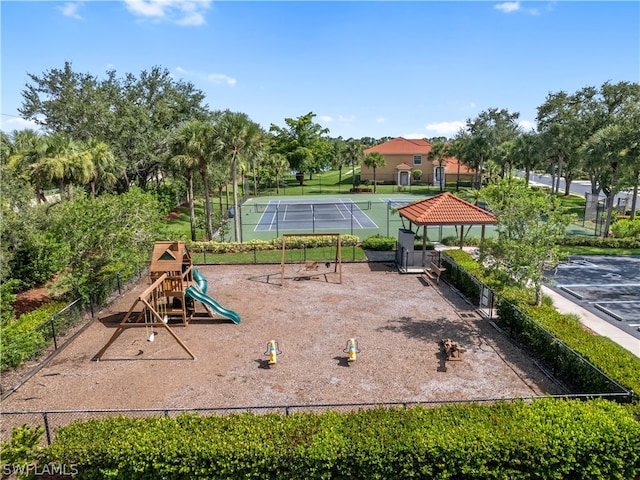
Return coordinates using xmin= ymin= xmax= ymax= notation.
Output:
xmin=150 ymin=241 xmax=190 ymax=273
xmin=397 ymin=192 xmax=497 ymax=226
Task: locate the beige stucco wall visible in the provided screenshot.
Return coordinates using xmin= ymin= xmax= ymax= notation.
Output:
xmin=360 ymin=153 xmax=428 ymax=183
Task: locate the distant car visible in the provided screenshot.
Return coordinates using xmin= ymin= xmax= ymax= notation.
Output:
xmin=228 ymin=207 xmax=235 ymax=218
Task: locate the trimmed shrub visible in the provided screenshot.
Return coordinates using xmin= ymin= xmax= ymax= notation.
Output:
xmin=0 ymin=301 xmax=67 ymax=371
xmin=361 ymin=235 xmax=396 ymax=251
xmin=43 ymin=399 xmax=640 ymax=479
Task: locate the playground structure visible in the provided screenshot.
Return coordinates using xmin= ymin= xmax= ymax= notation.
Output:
xmin=265 ymin=340 xmax=282 ymax=365
xmin=93 ymin=242 xmax=240 ymax=361
xmin=440 ymin=338 xmax=466 ymax=361
xmin=344 ymin=338 xmax=360 ymax=363
xmin=280 ymin=233 xmax=342 ymax=285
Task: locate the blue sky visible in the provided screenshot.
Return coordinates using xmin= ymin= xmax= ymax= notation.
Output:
xmin=2 ymin=1 xmax=638 ymax=139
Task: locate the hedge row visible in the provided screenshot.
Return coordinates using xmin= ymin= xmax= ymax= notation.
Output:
xmin=188 ymin=235 xmax=361 ymax=254
xmin=0 ymin=301 xmax=68 ymax=371
xmin=441 ymin=250 xmax=640 ymax=398
xmin=43 ymin=399 xmax=640 ymax=479
xmin=558 ymin=235 xmax=640 ymax=249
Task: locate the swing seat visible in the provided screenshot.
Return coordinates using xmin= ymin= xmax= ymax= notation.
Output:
xmin=304 ymin=261 xmax=319 ymax=271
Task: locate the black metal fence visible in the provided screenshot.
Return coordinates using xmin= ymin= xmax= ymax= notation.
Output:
xmin=3 ymin=393 xmax=633 ymax=447
xmin=1 ymin=266 xmax=147 ymax=400
xmin=439 ymin=253 xmax=633 ymax=398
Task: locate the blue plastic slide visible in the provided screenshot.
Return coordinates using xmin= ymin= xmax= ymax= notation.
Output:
xmin=185 ymin=269 xmax=241 ymax=324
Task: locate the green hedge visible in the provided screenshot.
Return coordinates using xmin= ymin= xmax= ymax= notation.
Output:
xmin=361 ymin=235 xmax=396 ymax=251
xmin=441 ymin=250 xmax=640 ymax=398
xmin=188 ymin=235 xmax=361 ymax=254
xmin=558 ymin=235 xmax=640 ymax=249
xmin=42 ymin=399 xmax=640 ymax=479
xmin=0 ymin=301 xmax=68 ymax=371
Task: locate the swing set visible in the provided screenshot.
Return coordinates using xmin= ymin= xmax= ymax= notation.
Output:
xmin=279 ymin=233 xmax=342 ymax=286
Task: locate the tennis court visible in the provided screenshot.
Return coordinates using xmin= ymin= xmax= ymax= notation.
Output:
xmin=253 ymin=199 xmax=377 ymax=232
xmin=546 ymin=255 xmax=640 ymax=340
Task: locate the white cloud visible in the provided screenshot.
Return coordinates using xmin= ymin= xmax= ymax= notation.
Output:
xmin=376 ymin=117 xmax=385 ymax=124
xmin=404 ymin=133 xmax=427 ymax=140
xmin=519 ymin=120 xmax=537 ymax=131
xmin=173 ymin=67 xmax=237 ymax=87
xmin=124 ymin=0 xmax=211 ymax=26
xmin=206 ymin=73 xmax=237 ymax=86
xmin=1 ymin=116 xmax=41 ymax=133
xmin=319 ymin=115 xmax=334 ymax=123
xmin=60 ymin=2 xmax=83 ymax=20
xmin=494 ymin=2 xmax=520 ymax=13
xmin=338 ymin=115 xmax=355 ymax=123
xmin=425 ymin=121 xmax=466 ymax=136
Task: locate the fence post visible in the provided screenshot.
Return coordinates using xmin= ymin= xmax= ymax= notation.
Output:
xmin=50 ymin=317 xmax=58 ymax=350
xmin=253 ymin=246 xmax=257 ymax=264
xmin=43 ymin=412 xmax=52 ymax=445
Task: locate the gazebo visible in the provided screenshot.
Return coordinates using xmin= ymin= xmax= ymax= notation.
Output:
xmin=396 ymin=192 xmax=497 ymax=268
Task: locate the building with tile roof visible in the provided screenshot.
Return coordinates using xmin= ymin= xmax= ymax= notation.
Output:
xmin=362 ymin=137 xmax=475 ymax=188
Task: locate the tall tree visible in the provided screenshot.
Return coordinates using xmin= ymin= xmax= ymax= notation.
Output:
xmin=170 ymin=120 xmax=216 ymax=240
xmin=480 ymin=178 xmax=572 ymax=306
xmin=269 ymin=112 xmax=330 ymax=184
xmin=215 ymin=111 xmax=264 ymax=242
xmin=19 ymin=63 xmax=209 ymax=192
xmin=427 ymin=141 xmax=451 ymax=191
xmin=465 ymin=108 xmax=520 ymax=188
xmin=345 ymin=140 xmax=364 ymax=190
xmin=363 ymin=151 xmax=386 ymax=193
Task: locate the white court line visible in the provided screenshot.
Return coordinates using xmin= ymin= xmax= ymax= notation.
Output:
xmin=556 ymin=283 xmax=640 ymax=288
xmin=588 ymin=300 xmax=640 ymax=304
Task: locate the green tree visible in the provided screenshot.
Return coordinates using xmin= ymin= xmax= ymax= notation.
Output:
xmin=215 ymin=111 xmax=264 ymax=242
xmin=480 ymin=178 xmax=572 ymax=306
xmin=345 ymin=140 xmax=364 ymax=189
xmin=465 ymin=108 xmax=520 ymax=188
xmin=169 ymin=120 xmax=216 ymax=240
xmin=269 ymin=112 xmax=330 ymax=184
xmin=6 ymin=129 xmax=49 ymax=203
xmin=363 ymin=151 xmax=386 ymax=193
xmin=48 ymin=188 xmax=161 ymax=300
xmin=427 ymin=141 xmax=451 ymax=191
xmin=86 ymin=140 xmax=121 ymax=198
xmin=19 ymin=63 xmax=209 ymax=192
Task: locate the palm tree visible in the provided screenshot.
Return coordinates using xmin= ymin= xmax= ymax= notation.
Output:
xmin=345 ymin=140 xmax=364 ymax=190
xmin=427 ymin=142 xmax=450 ymax=192
xmin=30 ymin=133 xmax=92 ymax=200
xmin=86 ymin=140 xmax=121 ymax=198
xmin=169 ymin=122 xmax=208 ymax=241
xmin=363 ymin=152 xmax=386 ymax=193
xmin=7 ymin=129 xmax=49 ymax=203
xmin=174 ymin=120 xmax=215 ymax=240
xmin=215 ymin=111 xmax=263 ymax=242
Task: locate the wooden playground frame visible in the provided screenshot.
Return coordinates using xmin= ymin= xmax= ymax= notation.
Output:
xmin=280 ymin=233 xmax=342 ymax=286
xmin=92 ymin=273 xmax=196 ymax=361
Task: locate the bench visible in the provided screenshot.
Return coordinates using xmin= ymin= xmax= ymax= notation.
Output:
xmin=423 ymin=262 xmax=446 ymax=285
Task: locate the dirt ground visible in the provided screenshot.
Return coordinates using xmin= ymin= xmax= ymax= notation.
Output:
xmin=2 ymin=261 xmax=561 ymax=413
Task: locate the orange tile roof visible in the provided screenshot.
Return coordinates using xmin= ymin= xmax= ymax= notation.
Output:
xmin=365 ymin=137 xmax=431 ymax=155
xmin=397 ymin=192 xmax=497 ymax=225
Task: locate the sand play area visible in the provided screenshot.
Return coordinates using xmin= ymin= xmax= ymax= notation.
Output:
xmin=2 ymin=261 xmax=561 ymax=418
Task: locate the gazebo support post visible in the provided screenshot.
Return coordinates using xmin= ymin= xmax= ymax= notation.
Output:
xmin=481 ymin=225 xmax=486 ymax=243
xmin=422 ymin=225 xmax=428 ymax=267
xmin=459 ymin=225 xmax=465 ymax=249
